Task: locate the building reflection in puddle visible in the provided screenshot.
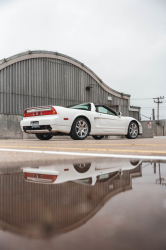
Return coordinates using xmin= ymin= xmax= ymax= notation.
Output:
xmin=0 ymin=158 xmax=141 ymax=238
xmin=0 ymin=158 xmax=165 ymax=248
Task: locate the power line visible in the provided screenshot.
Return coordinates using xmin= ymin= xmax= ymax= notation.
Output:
xmin=153 ymin=96 xmax=164 ymax=120
xmin=141 ymin=106 xmax=157 ymax=108
xmin=141 ymin=108 xmax=166 ymax=110
xmin=131 ymin=96 xmax=165 ymax=120
xmin=140 ymin=114 xmax=151 ymax=119
xmin=130 ymin=98 xmax=153 ymax=100
xmin=141 ymin=105 xmax=166 ymax=108
xmin=142 ymin=163 xmax=151 ymax=168
xmin=141 ymin=106 xmax=166 ymax=109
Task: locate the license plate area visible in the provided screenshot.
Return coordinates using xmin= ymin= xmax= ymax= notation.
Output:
xmin=31 ymin=121 xmax=40 ymax=128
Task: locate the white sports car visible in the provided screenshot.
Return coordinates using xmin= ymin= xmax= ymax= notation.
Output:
xmin=20 ymin=103 xmax=142 ymax=140
xmin=22 ymin=158 xmax=141 ymax=185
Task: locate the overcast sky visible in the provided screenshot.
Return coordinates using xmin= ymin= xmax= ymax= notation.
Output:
xmin=0 ymin=0 xmax=166 ymax=120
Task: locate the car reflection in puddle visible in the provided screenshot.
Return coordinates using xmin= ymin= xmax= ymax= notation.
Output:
xmin=22 ymin=158 xmax=141 ymax=186
xmin=0 ymin=158 xmax=166 ymax=250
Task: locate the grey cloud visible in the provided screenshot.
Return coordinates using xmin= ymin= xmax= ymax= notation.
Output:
xmin=0 ymin=0 xmax=165 ymax=119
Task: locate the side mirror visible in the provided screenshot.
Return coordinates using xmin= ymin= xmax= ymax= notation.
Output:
xmin=118 ymin=112 xmax=122 ymax=117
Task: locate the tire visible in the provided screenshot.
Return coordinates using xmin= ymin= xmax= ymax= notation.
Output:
xmin=125 ymin=121 xmax=139 ymax=139
xmin=130 ymin=160 xmax=140 ymax=166
xmin=35 ymin=134 xmax=53 ymax=140
xmin=92 ymin=135 xmax=104 ymax=140
xmin=70 ymin=118 xmax=89 ymax=140
xmin=73 ymin=163 xmax=91 ymax=173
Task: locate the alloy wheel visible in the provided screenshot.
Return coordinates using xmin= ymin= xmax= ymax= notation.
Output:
xmin=75 ymin=120 xmax=88 ymax=138
xmin=129 ymin=122 xmax=138 ymax=138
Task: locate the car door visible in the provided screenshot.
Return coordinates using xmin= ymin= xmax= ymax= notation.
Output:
xmin=96 ymin=105 xmax=127 ymax=134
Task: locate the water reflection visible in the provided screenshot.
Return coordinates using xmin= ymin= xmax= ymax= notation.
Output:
xmin=143 ymin=160 xmax=166 ymax=186
xmin=0 ymin=158 xmax=165 ymax=242
xmin=22 ymin=158 xmax=141 ymax=185
xmin=155 ymin=163 xmax=166 ymax=185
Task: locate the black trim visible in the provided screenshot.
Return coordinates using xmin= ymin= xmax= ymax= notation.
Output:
xmin=23 ymin=125 xmax=52 ymax=131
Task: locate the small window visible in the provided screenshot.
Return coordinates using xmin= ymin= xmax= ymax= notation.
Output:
xmin=98 ymin=174 xmax=109 ymax=180
xmin=68 ymin=103 xmax=91 ymax=111
xmin=72 ymin=178 xmax=92 ymax=186
xmin=97 ymin=171 xmax=119 ymax=183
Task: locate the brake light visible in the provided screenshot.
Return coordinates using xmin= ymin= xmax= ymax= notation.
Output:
xmin=23 ymin=106 xmax=57 ymax=117
xmin=23 ymin=172 xmax=57 ymax=183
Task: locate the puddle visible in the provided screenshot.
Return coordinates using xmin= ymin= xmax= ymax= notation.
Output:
xmin=0 ymin=157 xmax=166 ymax=250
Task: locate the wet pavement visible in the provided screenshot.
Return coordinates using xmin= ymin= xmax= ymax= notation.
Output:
xmin=0 ymin=155 xmax=165 ymax=250
xmin=0 ymin=138 xmax=166 ymax=159
xmin=0 ymin=138 xmax=166 ymax=169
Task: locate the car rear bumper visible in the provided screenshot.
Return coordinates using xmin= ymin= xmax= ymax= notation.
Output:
xmin=20 ymin=115 xmax=70 ymax=134
xmin=22 ymin=125 xmax=71 ymax=134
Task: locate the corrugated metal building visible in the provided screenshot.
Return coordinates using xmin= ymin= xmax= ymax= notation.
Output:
xmin=0 ymin=50 xmax=140 ymax=139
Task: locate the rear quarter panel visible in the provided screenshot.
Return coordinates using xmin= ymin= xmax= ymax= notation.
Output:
xmin=55 ymin=106 xmax=96 ymax=130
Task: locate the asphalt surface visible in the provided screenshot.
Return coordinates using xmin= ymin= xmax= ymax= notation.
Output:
xmin=0 ymin=137 xmax=166 ymax=168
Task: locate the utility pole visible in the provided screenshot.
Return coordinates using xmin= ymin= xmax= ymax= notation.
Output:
xmin=152 ymin=109 xmax=155 ymax=120
xmin=154 ymin=162 xmax=156 ymax=174
xmin=153 ymin=96 xmax=164 ymax=120
xmin=156 ymin=163 xmax=165 ymax=185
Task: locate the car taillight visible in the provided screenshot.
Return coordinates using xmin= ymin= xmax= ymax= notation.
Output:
xmin=23 ymin=172 xmax=57 ymax=183
xmin=23 ymin=106 xmax=57 ymax=117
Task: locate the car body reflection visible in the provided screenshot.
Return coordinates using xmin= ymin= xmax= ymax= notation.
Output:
xmin=22 ymin=159 xmax=141 ymax=185
xmin=0 ymin=158 xmax=142 ymax=238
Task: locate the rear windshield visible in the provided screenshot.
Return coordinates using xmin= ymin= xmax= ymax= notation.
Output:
xmin=67 ymin=103 xmax=91 ymax=111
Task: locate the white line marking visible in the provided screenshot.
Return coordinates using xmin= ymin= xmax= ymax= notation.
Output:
xmin=153 ymin=136 xmax=166 ymax=138
xmin=0 ymin=148 xmax=166 ymax=160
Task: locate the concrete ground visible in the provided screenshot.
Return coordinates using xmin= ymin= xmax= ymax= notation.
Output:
xmin=0 ymin=137 xmax=166 ymax=168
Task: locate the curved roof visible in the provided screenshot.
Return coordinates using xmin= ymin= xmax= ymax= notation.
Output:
xmin=0 ymin=50 xmax=130 ymax=99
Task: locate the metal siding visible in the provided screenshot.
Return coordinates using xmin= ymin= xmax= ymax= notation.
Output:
xmin=0 ymin=57 xmax=136 ymax=118
xmin=0 ymin=93 xmax=3 ymax=113
xmin=129 ymin=111 xmax=139 ymax=120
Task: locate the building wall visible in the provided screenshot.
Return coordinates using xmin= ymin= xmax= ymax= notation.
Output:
xmin=0 ymin=114 xmax=22 ymax=139
xmin=0 ymin=57 xmax=129 ymax=116
xmin=138 ymin=120 xmax=166 ymax=138
xmin=129 ymin=111 xmax=139 ymax=121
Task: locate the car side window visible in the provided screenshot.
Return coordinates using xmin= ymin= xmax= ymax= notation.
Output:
xmin=96 ymin=106 xmax=117 ymax=116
